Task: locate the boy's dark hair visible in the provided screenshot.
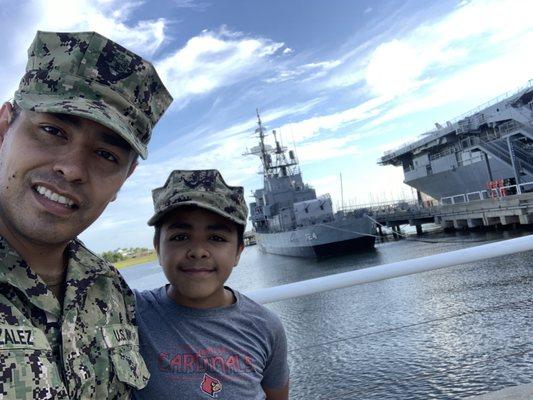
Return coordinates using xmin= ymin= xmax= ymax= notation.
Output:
xmin=153 ymin=208 xmax=245 ymax=251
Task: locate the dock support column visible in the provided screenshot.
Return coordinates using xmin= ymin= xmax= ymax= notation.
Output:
xmin=393 ymin=225 xmax=402 ymax=239
xmin=416 ymin=190 xmax=423 ymax=206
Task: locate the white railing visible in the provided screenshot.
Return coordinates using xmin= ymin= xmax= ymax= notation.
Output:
xmin=245 ymin=235 xmax=533 ymax=304
xmin=440 ymin=181 xmax=533 ymax=205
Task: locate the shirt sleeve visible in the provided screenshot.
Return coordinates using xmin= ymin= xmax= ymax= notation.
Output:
xmin=261 ymin=313 xmax=290 ymax=389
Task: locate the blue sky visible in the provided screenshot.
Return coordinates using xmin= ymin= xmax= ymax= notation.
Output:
xmin=1 ymin=0 xmax=532 ymax=252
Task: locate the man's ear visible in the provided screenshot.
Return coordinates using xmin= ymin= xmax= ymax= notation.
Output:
xmin=110 ymin=159 xmax=137 ymax=202
xmin=0 ymin=102 xmax=14 ymax=144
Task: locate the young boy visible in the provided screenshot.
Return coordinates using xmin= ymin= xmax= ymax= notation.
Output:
xmin=134 ymin=169 xmax=290 ymax=400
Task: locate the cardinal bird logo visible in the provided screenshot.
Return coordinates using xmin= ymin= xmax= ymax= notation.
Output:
xmin=201 ymin=373 xmax=222 ymax=397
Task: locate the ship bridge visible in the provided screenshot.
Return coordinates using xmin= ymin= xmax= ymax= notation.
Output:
xmin=379 ymin=81 xmax=533 ymax=202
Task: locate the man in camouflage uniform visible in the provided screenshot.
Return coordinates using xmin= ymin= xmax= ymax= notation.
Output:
xmin=0 ymin=31 xmax=172 ymax=399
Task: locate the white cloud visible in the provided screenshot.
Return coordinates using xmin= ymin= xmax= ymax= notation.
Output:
xmin=295 ymin=137 xmax=361 ymax=164
xmin=171 ymin=0 xmax=209 ymax=10
xmin=33 ymin=0 xmax=166 ymax=56
xmin=365 ymin=39 xmax=425 ymax=97
xmin=366 ymin=31 xmax=533 ymax=136
xmin=157 ymin=29 xmax=285 ymax=106
xmin=274 ymin=95 xmax=389 ymax=142
xmin=265 ymin=58 xmax=342 ymax=84
xmin=364 ymin=0 xmax=533 ymax=98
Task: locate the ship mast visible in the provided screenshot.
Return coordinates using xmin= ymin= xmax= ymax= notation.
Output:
xmin=244 ymin=110 xmax=300 ymax=178
xmin=255 ymin=109 xmax=272 ymax=173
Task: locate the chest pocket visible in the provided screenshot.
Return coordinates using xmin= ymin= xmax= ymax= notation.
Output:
xmin=0 ymin=324 xmax=68 ymax=399
xmin=101 ymin=324 xmax=149 ymax=390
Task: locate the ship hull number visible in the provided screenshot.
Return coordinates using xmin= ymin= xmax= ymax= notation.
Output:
xmin=305 ymin=232 xmax=318 ymax=241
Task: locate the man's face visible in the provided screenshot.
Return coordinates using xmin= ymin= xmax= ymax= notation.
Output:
xmin=156 ymin=207 xmax=244 ymax=308
xmin=0 ymin=103 xmax=137 ymax=246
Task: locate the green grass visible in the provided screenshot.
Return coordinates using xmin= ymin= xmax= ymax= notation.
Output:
xmin=114 ymin=253 xmax=158 ymax=269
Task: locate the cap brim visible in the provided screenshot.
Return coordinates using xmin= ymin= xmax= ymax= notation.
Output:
xmin=147 ymin=201 xmax=246 ymax=227
xmin=15 ymin=93 xmax=148 ymax=159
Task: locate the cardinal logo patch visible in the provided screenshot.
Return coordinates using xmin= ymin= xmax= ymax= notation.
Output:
xmin=201 ymin=373 xmax=222 ymax=397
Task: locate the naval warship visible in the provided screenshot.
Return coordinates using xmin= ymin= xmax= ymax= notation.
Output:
xmin=245 ymin=112 xmax=375 ymax=258
xmin=379 ymin=81 xmax=533 ymax=202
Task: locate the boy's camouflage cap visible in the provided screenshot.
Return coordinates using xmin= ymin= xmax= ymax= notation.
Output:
xmin=148 ymin=170 xmax=248 ymax=227
xmin=14 ymin=31 xmax=173 ymax=159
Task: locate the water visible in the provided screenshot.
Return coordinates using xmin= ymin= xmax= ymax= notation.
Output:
xmin=121 ymin=229 xmax=533 ymax=399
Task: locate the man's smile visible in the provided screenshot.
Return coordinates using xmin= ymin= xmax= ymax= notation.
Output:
xmin=34 ymin=185 xmax=78 ymax=208
xmin=31 ymin=183 xmax=81 ymax=216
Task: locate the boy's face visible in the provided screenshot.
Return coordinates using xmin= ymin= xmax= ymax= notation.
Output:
xmin=156 ymin=207 xmax=244 ymax=308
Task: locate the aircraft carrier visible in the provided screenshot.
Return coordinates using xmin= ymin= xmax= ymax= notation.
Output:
xmin=379 ymin=81 xmax=533 ymax=202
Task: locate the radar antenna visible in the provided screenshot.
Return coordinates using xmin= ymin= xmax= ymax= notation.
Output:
xmin=243 ymin=109 xmax=300 ymax=178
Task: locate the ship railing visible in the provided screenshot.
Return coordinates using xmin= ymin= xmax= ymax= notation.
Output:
xmin=440 ymin=180 xmax=533 ymax=205
xmin=428 ymin=146 xmax=458 ymax=161
xmin=337 ymin=199 xmax=424 ymax=214
xmin=457 ymin=153 xmax=485 ymax=167
xmin=245 ymin=235 xmax=533 ymax=305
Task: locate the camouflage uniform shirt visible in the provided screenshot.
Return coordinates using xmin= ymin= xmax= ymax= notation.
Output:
xmin=0 ymin=236 xmax=149 ymax=399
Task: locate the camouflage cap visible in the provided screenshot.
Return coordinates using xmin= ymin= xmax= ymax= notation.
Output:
xmin=148 ymin=170 xmax=248 ymax=227
xmin=14 ymin=31 xmax=173 ymax=159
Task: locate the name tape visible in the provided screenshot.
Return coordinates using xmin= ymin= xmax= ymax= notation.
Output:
xmin=0 ymin=324 xmax=50 ymax=350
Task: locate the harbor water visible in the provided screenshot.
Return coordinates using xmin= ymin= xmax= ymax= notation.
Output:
xmin=121 ymin=229 xmax=533 ymax=399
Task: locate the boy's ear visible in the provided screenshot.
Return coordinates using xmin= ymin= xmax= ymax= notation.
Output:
xmin=127 ymin=159 xmax=138 ymax=178
xmin=234 ymin=243 xmax=245 ymax=266
xmin=153 ymin=236 xmax=160 ymax=255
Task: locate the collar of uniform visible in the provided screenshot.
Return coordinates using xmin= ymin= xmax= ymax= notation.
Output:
xmin=0 ymin=236 xmax=116 ymax=317
xmin=61 ymin=239 xmax=117 ymax=315
xmin=0 ymin=235 xmax=62 ymax=317
xmin=65 ymin=239 xmax=116 ymax=280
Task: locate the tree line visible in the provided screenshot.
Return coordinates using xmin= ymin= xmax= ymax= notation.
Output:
xmin=100 ymin=247 xmax=152 ymax=263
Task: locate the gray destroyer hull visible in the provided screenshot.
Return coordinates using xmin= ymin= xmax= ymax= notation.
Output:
xmin=256 ymin=215 xmax=375 ymax=258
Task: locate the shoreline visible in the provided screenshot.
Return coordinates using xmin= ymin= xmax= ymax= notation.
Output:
xmin=114 ymin=253 xmax=158 ymax=269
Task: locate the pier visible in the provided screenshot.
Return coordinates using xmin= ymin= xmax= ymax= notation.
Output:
xmin=358 ymin=182 xmax=533 ymax=235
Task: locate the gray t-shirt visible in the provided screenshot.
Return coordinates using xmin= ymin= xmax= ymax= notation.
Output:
xmin=133 ymin=286 xmax=289 ymax=400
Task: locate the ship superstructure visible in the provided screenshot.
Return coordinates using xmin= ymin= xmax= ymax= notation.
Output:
xmin=379 ymin=81 xmax=533 ymax=201
xmin=245 ymin=112 xmax=375 ymax=258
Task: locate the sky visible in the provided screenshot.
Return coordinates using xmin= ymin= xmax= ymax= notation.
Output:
xmin=0 ymin=0 xmax=532 ymax=252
